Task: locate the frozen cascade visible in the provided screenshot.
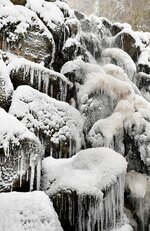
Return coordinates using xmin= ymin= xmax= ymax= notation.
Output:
xmin=52 ymin=183 xmax=125 ymax=231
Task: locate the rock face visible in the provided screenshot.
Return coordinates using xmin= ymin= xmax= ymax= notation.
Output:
xmin=41 ymin=148 xmax=127 ymax=231
xmin=0 ymin=108 xmax=42 ymax=192
xmin=9 ymin=86 xmax=84 ymax=158
xmin=0 ymin=0 xmax=150 ymax=230
xmin=0 ymin=5 xmax=54 ymax=66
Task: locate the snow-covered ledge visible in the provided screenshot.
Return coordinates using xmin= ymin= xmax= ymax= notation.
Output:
xmin=41 ymin=147 xmax=127 ymax=231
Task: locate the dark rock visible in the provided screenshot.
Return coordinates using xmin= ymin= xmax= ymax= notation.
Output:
xmin=74 ymin=10 xmax=85 ymax=21
xmin=113 ymin=32 xmax=141 ymax=62
xmin=10 ymin=0 xmax=26 ymax=5
xmin=0 ymin=5 xmax=54 ymax=66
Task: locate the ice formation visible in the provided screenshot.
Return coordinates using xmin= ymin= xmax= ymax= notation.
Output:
xmin=9 ymin=85 xmax=84 ymax=158
xmin=0 ymin=191 xmax=63 ymax=231
xmin=7 ymin=57 xmax=72 ymax=101
xmin=0 ymin=58 xmax=13 ymax=106
xmin=42 ymin=147 xmax=127 ymax=231
xmin=0 ymin=107 xmax=41 ymax=191
xmin=126 ymin=171 xmax=150 ymax=231
xmin=0 ymin=0 xmax=150 ymax=230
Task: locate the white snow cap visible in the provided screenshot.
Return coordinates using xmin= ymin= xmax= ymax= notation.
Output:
xmin=9 ymin=85 xmax=83 ymax=152
xmin=102 ymin=48 xmax=136 ymax=81
xmin=42 ymin=147 xmax=127 ymax=196
xmin=0 ymin=107 xmax=39 ymax=155
xmin=0 ymin=191 xmax=63 ymax=231
xmin=0 ymin=4 xmax=53 ymax=41
xmin=25 ymin=0 xmax=72 ymax=30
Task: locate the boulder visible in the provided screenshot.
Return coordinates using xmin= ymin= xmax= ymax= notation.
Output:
xmin=0 ymin=108 xmax=42 ymax=192
xmin=41 ymin=148 xmax=127 ymax=231
xmin=7 ymin=57 xmax=72 ymax=101
xmin=9 ymin=86 xmax=84 ymax=158
xmin=112 ymin=29 xmax=141 ymax=62
xmin=0 ymin=5 xmax=54 ymax=66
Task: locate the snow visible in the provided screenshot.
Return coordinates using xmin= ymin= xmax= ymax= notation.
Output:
xmin=102 ymin=48 xmax=136 ymax=81
xmin=26 ymin=0 xmax=64 ymax=30
xmin=42 ymin=147 xmax=127 ymax=196
xmin=138 ymin=47 xmax=150 ymax=66
xmin=0 ymin=58 xmax=13 ymax=100
xmin=0 ymin=191 xmax=63 ymax=231
xmin=0 ymin=107 xmax=39 ymax=155
xmin=7 ymin=57 xmax=72 ymax=100
xmin=0 ymin=0 xmax=13 ymax=6
xmin=78 ymin=71 xmax=134 ymax=106
xmin=63 ymin=37 xmax=80 ymax=49
xmin=0 ymin=5 xmax=53 ymax=43
xmin=9 ymin=85 xmax=83 ymax=155
xmin=126 ymin=171 xmax=147 ymax=199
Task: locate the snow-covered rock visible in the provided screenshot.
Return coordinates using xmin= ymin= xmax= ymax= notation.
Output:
xmin=9 ymin=85 xmax=84 ymax=158
xmin=42 ymin=147 xmax=127 ymax=231
xmin=0 ymin=107 xmax=42 ymax=192
xmin=88 ymin=94 xmax=150 ymax=174
xmin=0 ymin=191 xmax=63 ymax=231
xmin=78 ymin=69 xmax=134 ymax=131
xmin=7 ymin=57 xmax=72 ymax=101
xmin=0 ymin=4 xmax=54 ymax=65
xmin=102 ymin=48 xmax=136 ymax=81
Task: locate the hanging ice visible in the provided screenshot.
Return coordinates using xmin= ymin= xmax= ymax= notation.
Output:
xmin=41 ymin=147 xmax=127 ymax=231
xmin=0 ymin=107 xmax=42 ymax=192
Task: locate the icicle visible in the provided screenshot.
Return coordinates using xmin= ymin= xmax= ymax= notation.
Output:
xmin=50 ymin=82 xmax=53 ymax=98
xmin=29 ymin=154 xmax=35 ymax=191
xmin=36 ymin=158 xmax=41 ymax=191
xmin=38 ymin=70 xmax=42 ymax=91
xmin=19 ymin=150 xmax=24 ymax=188
xmin=138 ymin=198 xmax=145 ymax=231
xmin=45 ymin=76 xmax=49 ymax=95
xmin=30 ymin=67 xmax=34 ymax=85
xmin=69 ymin=137 xmax=72 ymax=157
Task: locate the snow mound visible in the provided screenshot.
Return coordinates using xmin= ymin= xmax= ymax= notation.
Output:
xmin=0 ymin=191 xmax=63 ymax=231
xmin=9 ymin=85 xmax=83 ymax=156
xmin=42 ymin=147 xmax=127 ymax=196
xmin=102 ymin=48 xmax=136 ymax=81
